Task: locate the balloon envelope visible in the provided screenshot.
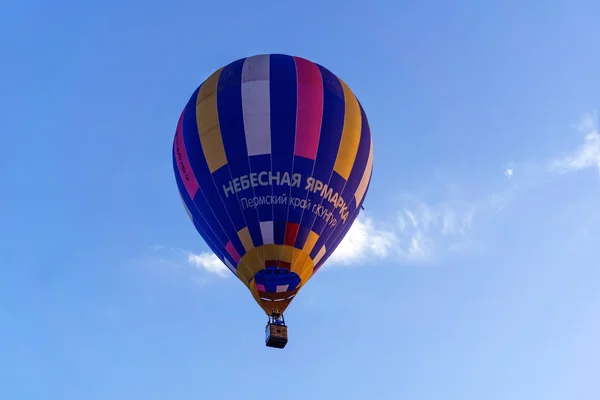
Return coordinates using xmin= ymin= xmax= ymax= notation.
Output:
xmin=173 ymin=54 xmax=373 ymax=315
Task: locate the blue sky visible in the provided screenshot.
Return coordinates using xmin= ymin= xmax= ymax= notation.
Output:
xmin=2 ymin=0 xmax=600 ymax=399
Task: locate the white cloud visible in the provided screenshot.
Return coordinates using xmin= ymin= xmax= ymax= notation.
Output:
xmin=145 ymin=245 xmax=231 ymax=279
xmin=328 ymin=217 xmax=397 ymax=265
xmin=325 ymin=198 xmax=476 ymax=267
xmin=505 ymin=168 xmax=513 ymax=178
xmin=549 ymin=111 xmax=600 ymax=174
xmin=187 ymin=253 xmax=230 ymax=277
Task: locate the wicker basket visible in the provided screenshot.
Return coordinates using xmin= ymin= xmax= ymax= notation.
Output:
xmin=265 ymin=323 xmax=288 ymax=349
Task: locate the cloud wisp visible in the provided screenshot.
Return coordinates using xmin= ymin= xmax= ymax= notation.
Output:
xmin=327 ymin=199 xmax=476 ymax=266
xmin=549 ymin=111 xmax=600 ymax=174
xmin=485 ymin=110 xmax=600 ymax=213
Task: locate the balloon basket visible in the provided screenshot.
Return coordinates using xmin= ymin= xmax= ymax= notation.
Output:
xmin=265 ymin=313 xmax=288 ymax=349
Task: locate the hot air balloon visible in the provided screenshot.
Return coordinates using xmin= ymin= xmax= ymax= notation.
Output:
xmin=172 ymin=54 xmax=373 ymax=348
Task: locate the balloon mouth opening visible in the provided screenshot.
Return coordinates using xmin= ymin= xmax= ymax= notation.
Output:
xmin=254 ymin=267 xmax=301 ymax=293
xmin=253 ymin=267 xmax=301 ymax=308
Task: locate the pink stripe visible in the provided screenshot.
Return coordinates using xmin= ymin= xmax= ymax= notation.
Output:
xmin=293 ymin=57 xmax=323 ymax=160
xmin=225 ymin=241 xmax=241 ymax=263
xmin=256 ymin=284 xmax=266 ymax=292
xmin=173 ymin=111 xmax=199 ymax=198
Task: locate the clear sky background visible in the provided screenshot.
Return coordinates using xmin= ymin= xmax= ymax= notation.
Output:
xmin=2 ymin=0 xmax=600 ymax=399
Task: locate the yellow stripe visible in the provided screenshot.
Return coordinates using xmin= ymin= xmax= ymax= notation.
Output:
xmin=294 ymin=231 xmax=320 ymax=284
xmin=196 ymin=68 xmax=227 ymax=173
xmin=333 ymin=79 xmax=362 ymax=180
xmin=262 ymin=244 xmax=279 ymax=261
xmin=237 ymin=228 xmax=261 ymax=277
xmin=280 ymin=245 xmax=294 ymax=264
xmin=237 ymin=227 xmax=254 ymax=252
xmin=236 ymin=261 xmax=254 ymax=286
xmin=299 ymin=266 xmax=313 ymax=284
xmin=302 ymin=230 xmax=320 ymax=254
xmin=354 ymin=140 xmax=373 ymax=206
xmin=291 ymin=250 xmax=314 ymax=285
xmin=291 ymin=249 xmax=307 ymax=273
xmin=249 ymin=280 xmax=261 ymax=305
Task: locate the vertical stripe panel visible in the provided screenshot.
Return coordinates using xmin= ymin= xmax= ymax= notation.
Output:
xmin=173 ymin=111 xmax=199 ymax=198
xmin=293 ymin=56 xmax=323 ymax=160
xmin=355 ymin=141 xmax=374 ymax=206
xmin=305 ymin=65 xmax=346 ymax=249
xmin=260 ymin=221 xmax=274 ymax=244
xmin=284 ymin=222 xmax=300 ymax=247
xmin=307 ymin=79 xmax=361 ymax=252
xmin=196 ymin=68 xmax=228 ymax=173
xmin=269 ymin=54 xmax=298 ymax=248
xmin=343 ymin=104 xmax=372 ymax=202
xmin=333 ymin=80 xmax=362 ymax=180
xmin=310 ymin=103 xmax=372 ymax=262
xmin=225 ymin=241 xmax=241 ymax=263
xmin=290 ymin=57 xmax=324 ymax=249
xmin=314 ymin=246 xmax=327 ymax=265
xmin=242 ymin=54 xmax=271 ymax=156
xmin=224 ymin=259 xmax=236 ymax=273
xmin=173 ymin=150 xmax=236 ymax=268
xmin=184 ymin=84 xmax=247 ymax=259
xmin=248 ymin=155 xmax=273 ymax=223
xmin=289 ymin=56 xmax=322 ymax=248
xmin=302 ymin=230 xmax=320 ymax=253
xmin=238 ymin=227 xmax=254 ymax=252
xmin=216 ymin=57 xmax=264 ymax=249
xmin=178 ymin=193 xmax=194 ymax=222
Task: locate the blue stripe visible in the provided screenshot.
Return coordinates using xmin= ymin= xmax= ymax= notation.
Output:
xmin=172 ymin=147 xmax=236 ymax=268
xmin=306 ymin=65 xmax=345 ymax=257
xmin=269 ymin=54 xmax=298 ymax=246
xmin=179 ymin=87 xmax=229 ymax=248
xmin=217 ymin=57 xmax=264 ymax=248
xmin=181 ymin=85 xmax=246 ymax=259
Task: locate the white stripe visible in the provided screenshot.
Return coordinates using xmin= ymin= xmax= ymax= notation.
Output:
xmin=224 ymin=259 xmax=236 ymax=273
xmin=276 ymin=284 xmax=289 ymax=293
xmin=355 ymin=141 xmax=374 ymax=206
xmin=179 ymin=194 xmax=194 ymax=222
xmin=242 ymin=54 xmax=271 ymax=156
xmin=260 ymin=221 xmax=274 ymax=244
xmin=314 ymin=246 xmax=327 ymax=265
